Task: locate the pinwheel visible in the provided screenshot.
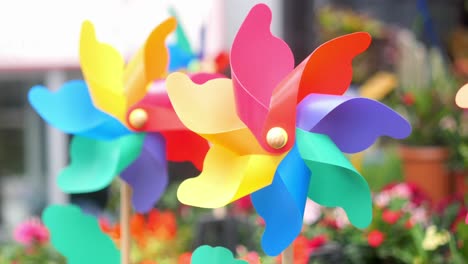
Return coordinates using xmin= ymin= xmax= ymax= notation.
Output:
xmin=166 ymin=3 xmax=411 ymax=256
xmin=28 ymin=17 xmax=211 ymax=213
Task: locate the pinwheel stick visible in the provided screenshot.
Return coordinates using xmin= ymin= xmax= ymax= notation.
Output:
xmin=282 ymin=244 xmax=294 ymax=264
xmin=120 ymin=180 xmax=132 ymax=264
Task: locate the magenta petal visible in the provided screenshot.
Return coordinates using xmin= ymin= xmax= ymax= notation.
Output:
xmin=120 ymin=133 xmax=168 ymax=213
xmin=230 ymin=3 xmax=294 ymax=146
xmin=296 ymin=94 xmax=411 ymax=153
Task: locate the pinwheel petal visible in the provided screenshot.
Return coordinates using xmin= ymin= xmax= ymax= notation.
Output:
xmin=297 ymin=32 xmax=371 ymax=101
xmin=128 ymin=73 xmax=225 ymax=132
xmin=251 ymin=144 xmax=310 ymax=256
xmin=161 ymin=130 xmax=208 ymax=170
xmin=231 ymin=3 xmax=294 ymax=152
xmin=124 ymin=17 xmax=176 ymax=107
xmin=296 ymin=128 xmax=372 ymax=228
xmin=120 ymin=133 xmax=167 ymax=213
xmin=177 ymin=144 xmax=284 ymax=208
xmin=58 ymin=134 xmax=144 ymax=193
xmin=296 ymin=94 xmax=411 ymax=153
xmin=191 ymin=245 xmax=247 ymax=264
xmin=166 ymin=73 xmax=265 ymax=155
xmin=456 ymin=83 xmax=468 ymax=108
xmin=166 ymin=72 xmax=244 ymax=134
xmin=42 ymin=205 xmax=120 ymax=264
xmin=79 ymin=20 xmax=126 ymax=121
xmin=28 ymin=80 xmax=130 ymax=139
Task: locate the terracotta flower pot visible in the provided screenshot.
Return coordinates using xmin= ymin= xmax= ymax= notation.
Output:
xmin=399 ymin=145 xmax=451 ymax=203
xmin=453 ymin=170 xmax=468 ymax=196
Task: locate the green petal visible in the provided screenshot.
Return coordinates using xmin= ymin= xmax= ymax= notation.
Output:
xmin=191 ymin=245 xmax=247 ymax=264
xmin=58 ymin=134 xmax=144 ymax=193
xmin=42 ymin=205 xmax=120 ymax=264
xmin=296 ymin=128 xmax=372 ymax=228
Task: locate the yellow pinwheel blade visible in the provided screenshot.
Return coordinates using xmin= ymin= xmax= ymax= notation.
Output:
xmin=80 ymin=18 xmax=176 ymax=124
xmin=177 ymin=144 xmax=285 ymax=208
xmin=79 ymin=20 xmax=126 ymax=121
xmin=456 ymin=83 xmax=468 ymax=108
xmin=166 ymin=72 xmax=269 ymax=155
xmin=124 ymin=17 xmax=177 ymax=107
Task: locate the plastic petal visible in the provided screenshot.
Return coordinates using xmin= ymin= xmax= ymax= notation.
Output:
xmin=28 ymin=80 xmax=130 ymax=139
xmin=58 ymin=134 xmax=144 ymax=193
xmin=120 ymin=133 xmax=167 ymax=213
xmin=166 ymin=73 xmax=265 ymax=155
xmin=191 ymin=245 xmax=247 ymax=264
xmin=177 ymin=144 xmax=284 ymax=208
xmin=79 ymin=18 xmax=175 ymax=123
xmin=231 ymin=3 xmax=294 ymax=153
xmin=296 ymin=94 xmax=411 ymax=153
xmin=296 ymin=128 xmax=372 ymax=228
xmin=251 ymin=144 xmax=310 ymax=256
xmin=42 ymin=205 xmax=120 ymax=264
xmin=161 ymin=130 xmax=208 ymax=170
xmin=456 ymin=83 xmax=468 ymax=108
xmin=297 ymin=32 xmax=371 ymax=102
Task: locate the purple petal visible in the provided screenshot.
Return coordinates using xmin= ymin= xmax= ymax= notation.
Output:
xmin=120 ymin=133 xmax=168 ymax=213
xmin=296 ymin=94 xmax=411 ymax=153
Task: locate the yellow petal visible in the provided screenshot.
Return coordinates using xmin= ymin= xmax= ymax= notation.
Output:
xmin=177 ymin=144 xmax=285 ymax=208
xmin=166 ymin=72 xmax=269 ymax=155
xmin=124 ymin=17 xmax=176 ymax=107
xmin=456 ymin=83 xmax=468 ymax=108
xmin=166 ymin=72 xmax=245 ymax=134
xmin=79 ymin=20 xmax=126 ymax=121
xmin=80 ymin=18 xmax=176 ymax=124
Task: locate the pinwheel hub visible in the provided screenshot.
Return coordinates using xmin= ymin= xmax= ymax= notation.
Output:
xmin=129 ymin=108 xmax=148 ymax=129
xmin=266 ymin=127 xmax=288 ymax=149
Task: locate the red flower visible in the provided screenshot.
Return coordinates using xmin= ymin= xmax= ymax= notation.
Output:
xmin=234 ymin=195 xmax=253 ymax=213
xmin=308 ymin=234 xmax=327 ymax=252
xmin=367 ymin=230 xmax=385 ymax=248
xmin=402 ymin=93 xmax=415 ymax=106
xmin=404 ymin=219 xmax=414 ymax=229
xmin=178 ymin=252 xmax=192 ymax=264
xmin=214 ymin=51 xmax=230 ymax=73
xmin=382 ymin=210 xmax=402 ymax=224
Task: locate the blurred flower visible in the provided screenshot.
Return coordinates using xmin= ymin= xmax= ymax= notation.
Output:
xmin=374 ymin=192 xmax=391 ymax=208
xmin=333 ymin=208 xmax=350 ymax=228
xmin=233 ymin=195 xmax=253 ymax=214
xmin=303 ymin=199 xmax=322 ymax=225
xmin=382 ymin=210 xmax=402 ymax=224
xmin=13 ymin=218 xmax=49 ymax=246
xmin=147 ymin=209 xmax=177 ymax=241
xmin=402 ymin=93 xmax=415 ymax=106
xmin=390 ymin=183 xmax=412 ymax=199
xmin=308 ymin=234 xmax=327 ymax=252
xmin=178 ymin=252 xmax=192 ymax=264
xmin=367 ymin=230 xmax=385 ymax=248
xmin=422 ymin=225 xmax=450 ymax=251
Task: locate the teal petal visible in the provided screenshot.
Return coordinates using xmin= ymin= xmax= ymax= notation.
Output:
xmin=58 ymin=134 xmax=145 ymax=193
xmin=296 ymin=128 xmax=372 ymax=228
xmin=42 ymin=205 xmax=120 ymax=264
xmin=191 ymin=245 xmax=247 ymax=264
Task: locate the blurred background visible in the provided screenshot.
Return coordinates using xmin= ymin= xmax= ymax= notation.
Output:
xmin=0 ymin=0 xmax=467 ymax=263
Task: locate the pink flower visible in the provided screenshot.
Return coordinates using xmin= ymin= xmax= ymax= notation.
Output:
xmin=390 ymin=183 xmax=411 ymax=199
xmin=465 ymin=213 xmax=468 ymax=224
xmin=13 ymin=218 xmax=49 ymax=246
xmin=382 ymin=210 xmax=402 ymax=224
xmin=367 ymin=230 xmax=385 ymax=248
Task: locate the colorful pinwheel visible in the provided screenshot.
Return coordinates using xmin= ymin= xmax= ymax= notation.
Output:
xmin=29 ymin=18 xmax=211 ymax=213
xmin=166 ymin=4 xmax=411 ymax=256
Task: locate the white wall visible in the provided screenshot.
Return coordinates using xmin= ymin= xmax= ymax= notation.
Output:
xmin=0 ymin=0 xmax=220 ymax=69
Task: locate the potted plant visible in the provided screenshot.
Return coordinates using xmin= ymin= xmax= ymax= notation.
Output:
xmin=387 ymin=29 xmax=462 ymax=203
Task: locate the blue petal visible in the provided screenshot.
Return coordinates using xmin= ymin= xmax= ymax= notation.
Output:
xmin=28 ymin=80 xmax=130 ymax=140
xmin=251 ymin=144 xmax=310 ymax=256
xmin=296 ymin=94 xmax=411 ymax=153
